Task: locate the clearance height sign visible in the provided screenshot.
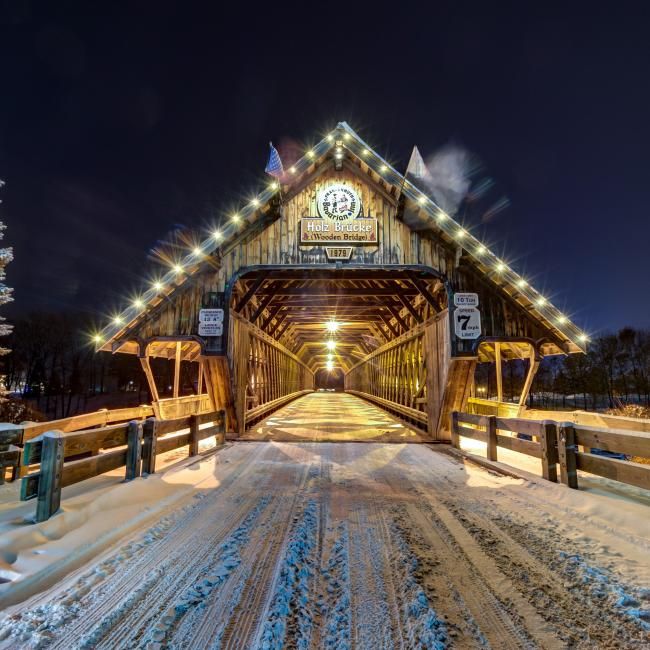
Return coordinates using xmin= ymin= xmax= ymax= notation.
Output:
xmin=300 ymin=183 xmax=378 ymax=245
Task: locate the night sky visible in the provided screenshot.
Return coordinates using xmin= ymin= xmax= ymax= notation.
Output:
xmin=1 ymin=2 xmax=649 ymax=336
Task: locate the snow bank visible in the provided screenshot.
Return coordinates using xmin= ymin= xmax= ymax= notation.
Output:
xmin=0 ymin=444 xmax=229 ymax=609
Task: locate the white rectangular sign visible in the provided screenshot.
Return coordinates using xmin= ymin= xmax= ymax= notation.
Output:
xmin=198 ymin=321 xmax=224 ymax=337
xmin=454 ymin=292 xmax=479 ymax=308
xmin=454 ymin=306 xmax=481 ymax=339
xmin=199 ymin=308 xmax=224 ymax=323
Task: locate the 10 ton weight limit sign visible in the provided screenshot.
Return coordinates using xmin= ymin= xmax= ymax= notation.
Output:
xmin=453 ymin=293 xmax=481 ymax=340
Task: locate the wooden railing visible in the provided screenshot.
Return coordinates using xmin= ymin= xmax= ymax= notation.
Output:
xmin=153 ymin=393 xmax=213 ymax=420
xmin=466 ymin=397 xmax=520 ymax=418
xmin=0 ymin=405 xmax=155 ymax=483
xmin=451 ymin=412 xmax=650 ymax=491
xmin=20 ymin=409 xmax=226 ymax=522
xmin=231 ymin=314 xmax=314 ymax=431
xmin=345 ymin=316 xmax=449 ymax=433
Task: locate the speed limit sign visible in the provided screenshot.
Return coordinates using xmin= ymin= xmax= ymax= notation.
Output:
xmin=454 ymin=306 xmax=481 ymax=339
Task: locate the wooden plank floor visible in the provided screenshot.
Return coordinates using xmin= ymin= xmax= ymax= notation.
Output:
xmin=238 ymin=391 xmax=430 ymax=442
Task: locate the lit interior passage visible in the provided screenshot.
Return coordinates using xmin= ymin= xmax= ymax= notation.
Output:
xmin=239 ymin=392 xmax=429 ymax=442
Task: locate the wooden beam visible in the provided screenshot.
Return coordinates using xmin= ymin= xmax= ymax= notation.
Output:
xmin=234 ymin=272 xmax=268 ymax=312
xmin=139 ymin=357 xmax=160 ymax=402
xmin=173 ymin=341 xmax=181 ymax=399
xmin=495 ymin=342 xmax=503 ymax=403
xmin=249 ymin=292 xmax=275 ymax=323
xmin=255 ymin=287 xmax=418 ymax=297
xmin=398 ymin=294 xmax=422 ymax=324
xmin=518 ymin=347 xmax=540 ymax=408
xmin=386 ymin=304 xmax=410 ymax=332
xmin=408 ymin=272 xmax=443 ymax=313
xmin=260 ymin=304 xmax=282 ymax=331
xmin=379 ymin=313 xmax=399 ymax=338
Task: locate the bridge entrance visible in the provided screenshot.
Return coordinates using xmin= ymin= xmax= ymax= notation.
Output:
xmin=228 ymin=266 xmax=447 ymax=439
xmin=98 ymin=122 xmax=585 ymax=443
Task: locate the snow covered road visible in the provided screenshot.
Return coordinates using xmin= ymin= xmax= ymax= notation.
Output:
xmin=2 ymin=441 xmax=650 ymax=649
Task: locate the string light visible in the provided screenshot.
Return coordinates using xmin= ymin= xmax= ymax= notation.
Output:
xmin=98 ymin=124 xmax=589 ymax=353
xmin=326 ymin=360 xmax=334 ymax=371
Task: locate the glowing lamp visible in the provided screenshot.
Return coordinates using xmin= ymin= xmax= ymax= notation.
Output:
xmin=326 ymin=340 xmax=336 ymax=351
xmin=417 ymin=195 xmax=427 ymax=205
xmin=133 ymin=298 xmax=144 ymax=309
xmin=93 ymin=334 xmax=102 ymax=344
xmin=112 ymin=316 xmax=123 ymax=325
xmin=476 ymin=244 xmax=487 ymax=255
xmin=326 ymin=320 xmax=340 ymax=333
xmin=193 ymin=247 xmax=203 ymax=257
xmin=153 ymin=281 xmax=164 ymax=291
xmin=536 ymin=297 xmax=547 ymax=308
xmin=173 ymin=264 xmax=183 ymax=274
xmin=495 ymin=262 xmax=506 ymax=273
xmin=213 ymin=230 xmax=222 ymax=241
xmin=289 ymin=166 xmax=297 ymax=174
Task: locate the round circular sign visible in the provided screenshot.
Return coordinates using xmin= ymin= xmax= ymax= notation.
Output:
xmin=316 ymin=183 xmax=361 ymax=222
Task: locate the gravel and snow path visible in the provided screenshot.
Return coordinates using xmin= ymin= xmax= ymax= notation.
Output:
xmin=1 ymin=439 xmax=649 ymax=649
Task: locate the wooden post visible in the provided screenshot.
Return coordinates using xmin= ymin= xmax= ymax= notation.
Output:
xmin=189 ymin=414 xmax=199 ymax=456
xmin=141 ymin=418 xmax=158 ymax=475
xmin=558 ymin=422 xmax=578 ymax=488
xmin=486 ymin=415 xmax=498 ymax=461
xmin=541 ymin=420 xmax=559 ymax=482
xmin=125 ymin=420 xmax=143 ymax=481
xmin=518 ymin=347 xmax=540 ymax=409
xmin=450 ymin=412 xmax=460 ymax=448
xmin=494 ymin=343 xmax=503 ymax=403
xmin=36 ymin=431 xmax=64 ymax=523
xmin=139 ymin=356 xmax=160 ymax=402
xmin=173 ymin=341 xmax=182 ymax=399
xmin=197 ymin=364 xmax=204 ymax=395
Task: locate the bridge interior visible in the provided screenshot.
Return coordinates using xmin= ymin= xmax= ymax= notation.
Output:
xmin=238 ymin=391 xmax=429 ymax=442
xmin=229 ymin=267 xmax=449 ymax=437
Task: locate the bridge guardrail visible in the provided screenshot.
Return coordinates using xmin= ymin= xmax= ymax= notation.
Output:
xmin=19 ymin=409 xmax=225 ymax=523
xmin=451 ymin=412 xmax=650 ymax=491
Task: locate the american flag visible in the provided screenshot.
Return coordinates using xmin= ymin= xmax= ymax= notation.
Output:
xmin=265 ymin=142 xmax=284 ymax=178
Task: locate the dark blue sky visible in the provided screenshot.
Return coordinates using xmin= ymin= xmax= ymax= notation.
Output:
xmin=1 ymin=1 xmax=649 ymax=336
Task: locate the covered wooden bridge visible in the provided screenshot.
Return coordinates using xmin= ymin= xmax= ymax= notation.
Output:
xmin=96 ymin=122 xmax=586 ymax=441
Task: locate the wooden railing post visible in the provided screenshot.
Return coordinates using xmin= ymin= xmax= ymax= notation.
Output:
xmin=558 ymin=422 xmax=578 ymax=489
xmin=189 ymin=414 xmax=199 ymax=457
xmin=141 ymin=418 xmax=157 ymax=475
xmin=36 ymin=431 xmax=64 ymax=523
xmin=125 ymin=420 xmax=143 ymax=481
xmin=450 ymin=412 xmax=460 ymax=448
xmin=541 ymin=421 xmax=559 ymax=482
xmin=486 ymin=415 xmax=498 ymax=461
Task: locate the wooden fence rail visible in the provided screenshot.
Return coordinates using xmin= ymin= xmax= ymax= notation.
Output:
xmin=20 ymin=409 xmax=225 ymax=522
xmin=451 ymin=412 xmax=650 ymax=491
xmin=0 ymin=405 xmax=156 ymax=484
